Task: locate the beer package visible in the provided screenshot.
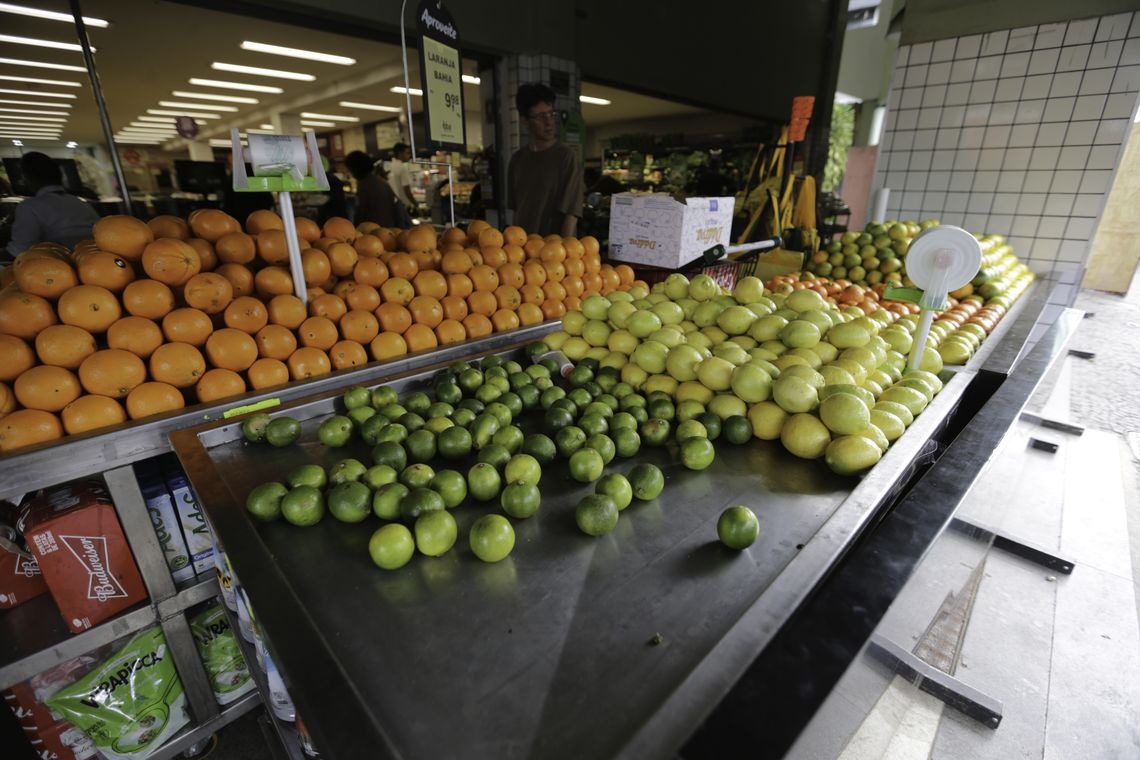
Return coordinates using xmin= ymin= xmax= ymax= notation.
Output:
xmin=0 ymin=522 xmax=49 ymax=609
xmin=20 ymin=480 xmax=147 ymax=633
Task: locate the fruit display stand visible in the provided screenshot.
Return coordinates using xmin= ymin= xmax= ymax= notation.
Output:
xmin=163 ymin=274 xmax=1068 ymax=760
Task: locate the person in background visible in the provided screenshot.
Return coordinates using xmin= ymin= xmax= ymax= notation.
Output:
xmin=387 ymin=143 xmax=416 ymax=211
xmin=508 ymin=83 xmax=584 ymax=237
xmin=5 ymin=152 xmax=99 ymax=258
xmin=317 ymin=155 xmax=348 ymax=225
xmin=345 ymin=151 xmax=397 ymax=227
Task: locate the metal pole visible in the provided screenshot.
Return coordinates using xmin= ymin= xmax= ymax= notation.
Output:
xmin=69 ymin=0 xmax=132 ymax=215
xmin=399 ymin=0 xmax=417 ymax=159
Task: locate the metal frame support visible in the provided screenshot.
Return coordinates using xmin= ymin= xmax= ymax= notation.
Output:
xmin=1018 ymin=412 xmax=1085 ymax=436
xmin=949 ymin=517 xmax=1075 ymax=574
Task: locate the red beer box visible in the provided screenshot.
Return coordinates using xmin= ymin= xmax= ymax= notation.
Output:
xmin=26 ymin=718 xmax=100 ymax=760
xmin=21 ymin=480 xmax=147 ymax=633
xmin=0 ymin=525 xmax=49 ymax=609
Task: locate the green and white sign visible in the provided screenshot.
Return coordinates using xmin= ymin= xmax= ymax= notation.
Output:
xmin=417 ymin=0 xmax=466 ymax=151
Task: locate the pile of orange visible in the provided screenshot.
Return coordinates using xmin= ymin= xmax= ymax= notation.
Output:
xmin=765 ymin=273 xmax=924 ymax=317
xmin=0 ymin=211 xmax=645 ymax=453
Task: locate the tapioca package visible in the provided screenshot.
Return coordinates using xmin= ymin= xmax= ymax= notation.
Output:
xmin=45 ymin=627 xmax=189 ymax=760
xmin=190 ymin=604 xmax=255 ymax=705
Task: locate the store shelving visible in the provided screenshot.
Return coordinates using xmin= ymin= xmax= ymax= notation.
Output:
xmin=148 ymin=690 xmax=262 ymax=760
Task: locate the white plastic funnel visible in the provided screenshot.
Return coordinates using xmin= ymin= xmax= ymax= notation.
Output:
xmin=903 ymin=226 xmax=982 ymax=371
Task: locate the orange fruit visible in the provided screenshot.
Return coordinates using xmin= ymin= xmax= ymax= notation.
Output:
xmin=523 ymin=236 xmax=544 ymax=259
xmin=295 ymin=217 xmax=321 ymax=243
xmin=503 ymin=226 xmax=527 ymax=247
xmin=214 ymin=263 xmax=255 ymax=298
xmin=564 ymin=295 xmax=582 ymax=312
xmin=77 ymin=251 xmax=135 ymax=292
xmin=215 ymin=232 xmax=257 ymax=265
xmin=600 ymin=266 xmax=621 ymax=293
xmin=245 ymin=209 xmax=283 ymax=234
xmin=313 ymin=236 xmax=338 ymax=253
xmin=328 ymin=339 xmax=368 ymax=371
xmin=195 ymin=368 xmax=246 ymax=403
xmin=187 ymin=238 xmax=218 ymax=271
xmin=287 ymin=346 xmax=331 ymax=380
xmin=543 ymin=260 xmax=566 ymax=283
xmin=387 ymin=253 xmax=418 ymax=280
xmin=404 ymin=226 xmax=436 ymax=253
xmin=467 ymin=290 xmax=497 ymax=317
xmin=322 ymin=217 xmax=357 ymax=243
xmin=0 ymin=382 xmax=15 ymax=416
xmin=541 ymin=299 xmax=566 ymax=320
xmin=519 ymin=284 xmax=545 ymax=306
xmin=413 ymin=270 xmax=447 ymax=300
xmin=124 ymin=381 xmax=184 ymax=420
xmin=149 ymin=342 xmax=207 ymax=389
xmin=380 ymin=277 xmax=414 ymax=306
xmin=497 ymin=263 xmax=525 ymax=289
xmin=182 ymin=272 xmax=234 ymax=315
xmin=583 ymin=253 xmax=601 ymax=275
xmin=14 ymin=365 xmax=81 ymax=412
xmin=14 ymin=256 xmax=78 ymax=299
xmin=370 ymin=331 xmax=407 ymax=361
xmin=190 ymin=209 xmax=241 ymax=241
xmin=441 ymin=250 xmax=472 ymax=274
xmin=446 ymin=273 xmax=473 ymax=299
xmin=518 ymin=302 xmax=544 ymax=326
xmin=0 ymin=409 xmax=62 ymax=452
xmin=542 ymin=281 xmax=567 ymax=302
xmin=491 ymin=309 xmax=520 ymax=332
xmin=440 ymin=295 xmax=468 ymax=322
xmin=255 ymin=230 xmax=290 ymax=265
xmin=309 ymin=293 xmax=347 ymax=323
xmin=540 ymin=242 xmax=566 ymax=264
xmin=494 ymin=285 xmax=521 ymax=311
xmin=523 ymin=260 xmax=547 ymax=287
xmin=375 ymin=303 xmax=412 ymax=334
xmin=480 ymin=247 xmax=508 ymax=268
xmin=564 ymin=257 xmax=585 ymax=278
xmin=107 ymin=316 xmax=163 ymax=359
xmin=465 ymin=220 xmax=490 ymax=245
xmin=267 ymin=294 xmax=306 ymax=329
xmin=339 ymin=310 xmax=380 ymax=344
xmin=354 ymin=234 xmax=384 ymax=258
xmin=298 ymin=316 xmax=338 ymax=350
xmin=564 ymin=237 xmax=585 ymax=259
xmin=582 ymin=272 xmax=603 ymax=294
xmin=94 ymin=215 xmax=154 ymax=261
xmin=78 ymin=348 xmax=146 ymax=399
xmin=441 ymin=227 xmax=467 ymax=248
xmin=332 ymin=280 xmax=355 ymax=301
xmin=632 ymin=279 xmax=650 ymax=292
xmin=615 ymin=264 xmax=636 ymax=286
xmin=61 ymin=394 xmax=126 ymax=435
xmin=327 ymin=242 xmax=359 ymax=278
xmin=0 ymin=290 xmax=57 ymax=339
xmin=462 ymin=313 xmax=492 ymax=339
xmin=563 ymin=276 xmax=585 ymax=299
xmin=465 ymin=248 xmax=483 ymax=267
xmin=254 ymin=266 xmax=295 ymax=298
xmin=353 ymin=257 xmax=389 ymax=288
xmin=504 ymin=244 xmax=526 ymax=265
xmin=148 ymin=215 xmax=190 ymax=240
xmin=248 ymin=358 xmax=290 ymax=390
xmin=34 ymin=324 xmax=97 ymax=371
xmin=301 ymin=248 xmax=331 ymax=286
xmin=253 ymin=324 xmax=298 ymax=360
xmin=435 ymin=319 xmax=466 ymax=345
xmin=121 ymin=280 xmax=174 ymax=320
xmin=1 ymin=334 xmax=36 ymax=380
xmin=408 ymin=296 xmax=444 ymax=329
xmin=162 ymin=308 xmax=214 ymax=347
xmin=205 ymin=328 xmax=258 ymax=371
xmin=59 ymin=284 xmax=122 ymax=332
xmin=344 ymin=283 xmax=381 ymax=312
xmin=224 ymin=296 xmax=269 ymax=333
xmin=141 ymin=239 xmax=201 ymax=286
xmin=469 ymin=265 xmax=499 ymax=292
xmin=403 ymin=323 xmax=437 ymax=353
xmin=477 ymin=227 xmax=504 ymax=250
xmin=582 ymin=236 xmax=600 ymax=258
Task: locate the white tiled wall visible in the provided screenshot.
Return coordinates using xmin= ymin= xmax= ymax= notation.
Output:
xmin=874 ymin=12 xmax=1140 ymax=278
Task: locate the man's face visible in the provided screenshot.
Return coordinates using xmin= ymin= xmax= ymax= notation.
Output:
xmin=399 ymin=148 xmax=412 ymax=162
xmin=526 ymin=102 xmax=558 ymax=143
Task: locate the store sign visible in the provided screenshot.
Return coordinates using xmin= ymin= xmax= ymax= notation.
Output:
xmin=416 ymin=0 xmax=466 ymax=152
xmin=175 ymin=116 xmax=198 ymax=139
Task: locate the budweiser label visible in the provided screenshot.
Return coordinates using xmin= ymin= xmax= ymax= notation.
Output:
xmin=58 ymin=535 xmax=128 ymax=602
xmin=14 ymin=553 xmax=41 ymax=577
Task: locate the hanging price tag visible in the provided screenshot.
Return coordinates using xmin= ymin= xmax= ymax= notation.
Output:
xmin=417 ymin=0 xmax=467 ymax=151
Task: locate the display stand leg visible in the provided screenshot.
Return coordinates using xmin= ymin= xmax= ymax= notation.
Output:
xmin=1018 ymin=412 xmax=1085 ymax=436
xmin=949 ymin=518 xmax=1076 ymax=574
xmin=277 ymin=191 xmax=308 ymax=305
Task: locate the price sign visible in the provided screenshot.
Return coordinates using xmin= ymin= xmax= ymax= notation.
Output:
xmin=417 ymin=0 xmax=466 ymax=151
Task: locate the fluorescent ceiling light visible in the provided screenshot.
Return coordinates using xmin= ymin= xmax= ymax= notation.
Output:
xmin=159 ymin=100 xmax=238 ymax=112
xmin=0 ymin=87 xmax=75 ymax=98
xmin=0 ymin=98 xmax=70 ymax=108
xmin=300 ymin=112 xmax=358 ymax=122
xmin=121 ymin=128 xmax=175 ymax=134
xmin=189 ymin=77 xmax=283 ymax=94
xmin=0 ymin=3 xmax=109 ymax=27
xmin=210 ymin=138 xmax=243 ymax=147
xmin=11 ymin=139 xmax=21 ymax=145
xmin=147 ymin=109 xmax=220 ymax=119
xmin=0 ymin=74 xmax=81 ymax=87
xmin=0 ymin=34 xmax=90 ymax=53
xmin=66 ymin=140 xmax=76 ymax=147
xmin=239 ymin=41 xmax=354 ymax=66
xmin=211 ymin=62 xmax=313 ymax=81
xmin=172 ymin=90 xmax=258 ymax=104
xmin=0 ymin=57 xmax=86 ymax=73
xmin=117 ymin=138 xmax=163 ymax=144
xmin=0 ymin=118 xmax=64 ymax=126
xmin=0 ymin=126 xmax=62 ymax=133
xmin=338 ymin=101 xmax=401 ymax=113
xmin=462 ymin=75 xmax=480 ymax=85
xmin=259 ymin=123 xmax=273 ymax=129
xmin=579 ymin=95 xmax=611 ymax=105
xmin=130 ymin=121 xmax=176 ymax=130
xmin=390 ymin=86 xmax=422 ymax=96
xmin=137 ymin=116 xmax=176 ymax=123
xmin=0 ymin=106 xmax=69 ymax=115
xmin=300 ymin=120 xmax=335 ymax=127
xmin=0 ymin=113 xmax=67 ymax=122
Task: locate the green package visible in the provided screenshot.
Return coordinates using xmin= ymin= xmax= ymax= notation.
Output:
xmin=190 ymin=605 xmax=255 ymax=705
xmin=46 ymin=627 xmax=189 ymax=760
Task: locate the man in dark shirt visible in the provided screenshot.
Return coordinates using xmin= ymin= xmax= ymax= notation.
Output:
xmin=345 ymin=151 xmax=397 ymax=227
xmin=508 ymin=83 xmax=584 ymax=237
xmin=6 ymin=152 xmax=99 ymax=257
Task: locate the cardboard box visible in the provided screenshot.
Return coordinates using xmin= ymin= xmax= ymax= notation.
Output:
xmin=608 ymin=193 xmax=735 ymax=270
xmin=21 ymin=480 xmax=147 ymax=634
xmin=26 ymin=718 xmax=100 ymax=760
xmin=0 ymin=525 xmax=49 ymax=609
xmin=134 ymin=464 xmax=195 ymax=584
xmin=4 ymin=645 xmax=111 ymax=731
xmin=160 ymin=459 xmax=215 ymax=575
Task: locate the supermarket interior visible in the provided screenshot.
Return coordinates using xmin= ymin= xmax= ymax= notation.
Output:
xmin=0 ymin=1 xmax=1138 ymax=759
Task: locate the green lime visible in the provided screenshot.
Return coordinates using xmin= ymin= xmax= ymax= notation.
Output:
xmin=241 ymin=412 xmax=272 ymax=443
xmin=397 ymin=412 xmax=425 ymax=432
xmin=501 ymin=482 xmax=541 ymax=518
xmin=369 ymin=524 xmax=415 ymax=569
xmin=539 ymin=357 xmax=559 ymax=375
xmin=426 ymin=401 xmax=454 ymax=419
xmin=582 ymin=381 xmax=603 ymax=399
xmin=475 ymin=384 xmax=503 ymax=404
xmin=499 ymin=392 xmax=524 ymax=419
xmin=540 ymin=386 xmax=567 ymax=409
xmin=360 ymin=415 xmax=389 ymax=445
xmin=370 ymin=385 xmax=398 ymax=409
xmin=378 ymin=402 xmax=407 ymax=421
xmin=471 ymin=413 xmax=501 ymax=449
xmin=629 ymin=406 xmax=650 ymax=425
xmin=578 ymin=413 xmax=609 ymax=437
xmin=646 ymin=390 xmax=672 ymax=405
xmin=414 ymin=510 xmax=457 ymax=556
xmin=246 ymin=482 xmax=287 ymax=522
xmin=400 ymin=463 xmax=435 ymax=489
xmin=586 ymin=433 xmax=616 ymax=464
xmin=575 ymin=494 xmax=619 ymax=536
xmin=568 ymin=364 xmax=593 ymax=386
xmin=431 ymin=469 xmax=468 ymax=508
xmin=467 ymin=462 xmax=502 ymax=501
xmin=348 ymin=406 xmax=377 ymax=429
xmin=481 ymin=354 xmax=504 ymax=370
xmin=363 ymin=464 xmax=398 ymax=490
xmin=569 ymin=448 xmax=605 ymax=483
xmin=640 ymin=418 xmax=671 ymax=446
xmin=568 ymin=387 xmax=593 ymax=409
xmin=469 ymin=514 xmax=515 ymax=562
xmin=522 ymin=433 xmax=557 ymax=465
xmin=371 ymin=441 xmax=407 ymax=471
xmin=676 ymin=400 xmax=706 ymax=423
xmin=551 ymin=398 xmax=578 ymax=418
xmin=723 ymin=415 xmax=753 ymax=444
xmin=423 ymin=416 xmax=454 ymax=435
xmin=287 ymin=463 xmax=326 ymax=489
xmin=526 ymin=363 xmax=551 ymax=381
xmin=610 ymin=412 xmax=637 ymax=432
xmin=405 ymin=429 xmax=437 ymax=463
xmin=504 ymin=454 xmax=542 ymax=486
xmin=612 ymin=428 xmax=641 ymax=458
xmin=318 ymin=415 xmax=354 ymax=447
xmin=629 ymin=464 xmax=665 ymax=500
xmin=648 ymin=398 xmax=676 ymax=421
xmin=595 ymin=474 xmax=633 ymax=511
xmin=328 ymin=458 xmax=367 ymax=485
xmin=476 ymin=443 xmax=512 ymax=471
xmin=612 ymin=382 xmax=635 ymax=400
xmin=680 ymin=437 xmax=716 ymax=470
xmin=281 ymin=486 xmax=324 ymax=527
xmin=492 ymin=425 xmax=525 ymax=454
xmin=508 ymin=372 xmax=532 ymax=390
xmin=328 ymin=481 xmax=371 ymax=523
xmin=451 ymin=407 xmax=477 ymax=429
xmin=342 ymin=386 xmax=371 ymax=411
xmin=675 ymin=419 xmax=708 ymax=441
xmin=435 ymin=381 xmax=463 ymax=405
xmin=697 ymin=412 xmax=722 ymax=441
xmin=374 ymin=422 xmax=409 ymax=444
xmin=372 ymin=483 xmax=408 ymax=520
xmin=555 ymin=426 xmax=587 ymax=458
xmin=484 ymin=401 xmax=512 ymax=428
xmin=458 ymin=368 xmax=484 ymax=394
xmin=265 ymin=417 xmax=301 ymax=447
xmin=525 ymin=340 xmax=549 ymax=357
xmin=404 ymin=391 xmax=431 ymax=415
xmin=544 ymin=407 xmax=575 ymax=433
xmin=457 ymin=397 xmax=485 ymax=415
xmin=437 ymin=426 xmax=473 ymax=459
xmin=620 ymin=393 xmax=647 ymax=411
xmin=517 ymin=384 xmax=541 ymax=410
xmin=717 ymin=505 xmax=759 ymax=549
xmin=400 ymin=487 xmax=446 ymax=521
